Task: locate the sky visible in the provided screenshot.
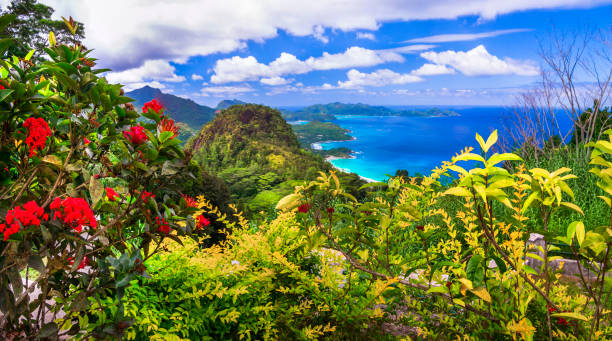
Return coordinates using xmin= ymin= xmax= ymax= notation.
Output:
xmin=6 ymin=0 xmax=612 ymax=107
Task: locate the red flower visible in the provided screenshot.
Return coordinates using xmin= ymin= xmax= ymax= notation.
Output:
xmin=123 ymin=125 xmax=148 ymax=145
xmin=557 ymin=317 xmax=568 ymax=326
xmin=326 ymin=207 xmax=335 ymax=214
xmin=0 ymin=201 xmax=46 ymax=241
xmin=23 ymin=117 xmax=52 ymax=157
xmin=297 ymin=203 xmax=310 ymax=213
xmin=50 ymin=197 xmax=97 ymax=232
xmin=141 ymin=191 xmax=155 ymax=202
xmin=0 ymin=79 xmax=9 ymax=90
xmin=446 ymin=281 xmax=452 ymax=289
xmin=155 ymin=216 xmax=170 ymax=234
xmin=83 ymin=137 xmax=91 ymax=145
xmin=158 ymin=117 xmax=179 ymax=139
xmin=69 ymin=255 xmax=89 ymax=269
xmin=105 ymin=187 xmax=120 ymax=201
xmin=142 ymin=99 xmax=163 ymax=114
xmin=196 ymin=215 xmax=210 ymax=229
xmin=183 ymin=195 xmax=198 ymax=208
xmin=416 ymin=225 xmax=424 ymax=231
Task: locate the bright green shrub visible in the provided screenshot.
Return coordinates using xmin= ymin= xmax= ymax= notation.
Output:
xmin=98 ymin=202 xmax=394 ymax=340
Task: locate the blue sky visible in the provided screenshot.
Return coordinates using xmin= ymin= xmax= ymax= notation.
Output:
xmin=34 ymin=0 xmax=612 ymax=107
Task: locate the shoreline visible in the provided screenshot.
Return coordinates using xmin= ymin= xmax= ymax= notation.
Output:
xmin=310 ymin=135 xmax=356 ymax=150
xmin=324 ymin=155 xmax=377 ymax=183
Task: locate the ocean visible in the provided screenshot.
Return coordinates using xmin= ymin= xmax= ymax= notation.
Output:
xmin=317 ymin=107 xmax=571 ymax=181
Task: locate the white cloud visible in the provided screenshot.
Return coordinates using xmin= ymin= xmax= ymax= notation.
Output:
xmin=191 ymin=74 xmax=204 ymax=80
xmin=420 ymin=45 xmax=539 ymax=76
xmin=41 ymin=0 xmax=604 ymax=76
xmin=405 ymin=28 xmax=531 ymax=43
xmin=260 ymin=76 xmax=290 ymax=85
xmin=356 ymin=32 xmax=376 ymax=40
xmin=313 ymin=25 xmax=328 ymax=43
xmin=105 ymin=60 xmax=185 ymax=89
xmin=200 ymin=85 xmax=254 ymax=97
xmin=411 ymin=63 xmax=456 ymax=76
xmin=383 ymin=45 xmax=435 ymax=54
xmin=211 ymin=46 xmax=404 ymax=83
xmin=337 ymin=69 xmax=423 ymax=89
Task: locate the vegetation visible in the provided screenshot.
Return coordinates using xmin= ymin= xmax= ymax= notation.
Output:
xmin=126 ymin=86 xmax=215 ymax=141
xmin=0 ymin=4 xmax=610 ymax=340
xmin=0 ymin=0 xmax=85 ymax=59
xmin=187 ymin=104 xmax=368 ymax=214
xmin=292 ymin=120 xmax=353 ymax=148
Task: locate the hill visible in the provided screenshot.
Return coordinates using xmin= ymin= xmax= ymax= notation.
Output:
xmin=282 ymin=102 xmax=459 ymax=121
xmin=188 ymin=104 xmax=366 ymax=213
xmin=216 ymin=99 xmax=247 ymax=110
xmin=126 ymin=86 xmax=216 ymax=140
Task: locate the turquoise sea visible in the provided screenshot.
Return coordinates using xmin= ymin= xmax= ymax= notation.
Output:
xmin=318 ymin=107 xmax=570 ymax=181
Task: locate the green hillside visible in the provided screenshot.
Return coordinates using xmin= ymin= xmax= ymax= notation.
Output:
xmin=188 ymin=104 xmax=365 ymax=213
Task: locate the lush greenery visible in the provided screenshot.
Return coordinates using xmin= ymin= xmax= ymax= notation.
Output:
xmin=292 ymin=120 xmax=353 ymax=148
xmin=0 ymin=0 xmax=85 ymax=59
xmin=187 ymin=104 xmax=366 ymax=214
xmin=282 ymin=102 xmax=459 ymax=121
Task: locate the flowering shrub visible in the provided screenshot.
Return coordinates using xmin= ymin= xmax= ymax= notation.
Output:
xmin=278 ymin=130 xmax=611 ymax=340
xmin=88 ymin=198 xmax=391 ymax=340
xmin=0 ymin=16 xmax=204 ymax=338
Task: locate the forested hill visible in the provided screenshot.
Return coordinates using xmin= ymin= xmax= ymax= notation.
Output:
xmin=187 ymin=104 xmax=366 ymax=213
xmin=216 ymin=99 xmax=247 ymax=110
xmin=126 ymin=86 xmax=216 ymax=133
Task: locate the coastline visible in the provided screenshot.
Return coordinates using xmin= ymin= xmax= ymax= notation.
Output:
xmin=324 ymin=155 xmax=377 ymax=183
xmin=310 ymin=135 xmax=356 ymax=150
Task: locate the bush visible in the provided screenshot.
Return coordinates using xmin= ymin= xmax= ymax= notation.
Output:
xmin=94 ymin=201 xmax=392 ymax=340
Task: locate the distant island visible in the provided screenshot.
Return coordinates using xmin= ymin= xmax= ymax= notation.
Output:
xmin=282 ymin=102 xmax=460 ymax=121
xmin=291 ymin=121 xmax=355 ymax=159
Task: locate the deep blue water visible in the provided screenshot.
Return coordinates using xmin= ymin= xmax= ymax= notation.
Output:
xmin=319 ymin=107 xmax=570 ymax=181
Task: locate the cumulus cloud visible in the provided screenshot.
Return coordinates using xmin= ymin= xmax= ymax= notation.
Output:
xmin=356 ymin=32 xmax=376 ymax=40
xmin=41 ymin=0 xmax=606 ymax=74
xmin=411 ymin=63 xmax=456 ymax=76
xmin=105 ymin=60 xmax=186 ymax=89
xmin=405 ymin=28 xmax=531 ymax=43
xmin=191 ymin=74 xmax=204 ymax=80
xmin=211 ymin=46 xmax=405 ymax=83
xmin=260 ymin=76 xmax=290 ymax=85
xmin=420 ymin=45 xmax=539 ymax=76
xmin=200 ymin=85 xmax=254 ymax=97
xmin=337 ymin=69 xmax=423 ymax=89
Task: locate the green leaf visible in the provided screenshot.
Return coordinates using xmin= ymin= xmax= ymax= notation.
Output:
xmin=575 ymin=221 xmax=585 ymax=246
xmin=89 ymin=175 xmax=104 ymax=207
xmin=466 ymin=254 xmax=484 ymax=286
xmin=443 ymin=186 xmax=472 ymax=197
xmin=28 ymin=255 xmax=45 ymax=273
xmin=276 ymin=193 xmax=302 ymax=211
xmin=551 ymin=312 xmax=589 ymax=321
xmin=483 ymin=130 xmax=498 ymax=153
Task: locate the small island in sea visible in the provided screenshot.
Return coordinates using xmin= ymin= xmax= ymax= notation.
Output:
xmin=291 ymin=121 xmax=356 ymax=159
xmin=282 ymin=102 xmax=460 ymax=121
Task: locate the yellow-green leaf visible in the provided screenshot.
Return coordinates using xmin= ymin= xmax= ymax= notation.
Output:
xmin=551 ymin=312 xmax=589 ymax=321
xmin=470 ymin=287 xmax=491 ymax=303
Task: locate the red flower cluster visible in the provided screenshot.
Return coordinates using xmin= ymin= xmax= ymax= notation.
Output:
xmin=155 ymin=216 xmax=170 ymax=234
xmin=158 ymin=117 xmax=179 ymax=139
xmin=548 ymin=306 xmax=569 ymax=327
xmin=142 ymin=99 xmax=163 ymax=114
xmin=0 ymin=201 xmax=47 ymax=241
xmin=141 ymin=191 xmax=155 ymax=202
xmin=69 ymin=255 xmax=89 ymax=269
xmin=416 ymin=225 xmax=424 ymax=231
xmin=83 ymin=137 xmax=91 ymax=145
xmin=105 ymin=187 xmax=120 ymax=201
xmin=23 ymin=117 xmax=52 ymax=157
xmin=0 ymin=79 xmax=8 ymax=90
xmin=183 ymin=195 xmax=198 ymax=208
xmin=326 ymin=207 xmax=335 ymax=214
xmin=50 ymin=197 xmax=97 ymax=232
xmin=123 ymin=125 xmax=149 ymax=145
xmin=196 ymin=215 xmax=210 ymax=229
xmin=297 ymin=203 xmax=310 ymax=213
